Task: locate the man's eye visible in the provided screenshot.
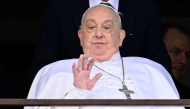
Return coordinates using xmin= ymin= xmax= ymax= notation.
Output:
xmin=105 ymin=27 xmax=109 ymax=29
xmin=104 ymin=27 xmax=110 ymax=29
xmin=103 ymin=26 xmax=112 ymax=32
xmin=171 ymin=51 xmax=179 ymax=54
xmin=88 ymin=26 xmax=95 ymax=29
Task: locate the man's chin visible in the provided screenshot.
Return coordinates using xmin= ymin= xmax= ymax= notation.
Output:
xmin=91 ymin=52 xmax=112 ymax=61
xmin=91 ymin=49 xmax=106 ymax=55
xmin=172 ymin=69 xmax=184 ymax=79
xmin=92 ymin=52 xmax=106 ymax=58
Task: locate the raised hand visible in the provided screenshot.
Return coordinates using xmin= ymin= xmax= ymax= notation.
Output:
xmin=72 ymin=54 xmax=102 ymax=90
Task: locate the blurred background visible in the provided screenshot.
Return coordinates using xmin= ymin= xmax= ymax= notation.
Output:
xmin=0 ymin=0 xmax=190 ymax=108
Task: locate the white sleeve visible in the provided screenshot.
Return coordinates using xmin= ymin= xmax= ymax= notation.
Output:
xmin=64 ymin=87 xmax=90 ymax=99
xmin=38 ymin=87 xmax=90 ymax=109
xmin=38 ymin=106 xmax=78 ymax=109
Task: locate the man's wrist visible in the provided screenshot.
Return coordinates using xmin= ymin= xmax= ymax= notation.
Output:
xmin=64 ymin=87 xmax=90 ymax=99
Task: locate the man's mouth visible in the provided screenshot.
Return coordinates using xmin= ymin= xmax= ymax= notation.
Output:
xmin=94 ymin=42 xmax=105 ymax=44
xmin=172 ymin=67 xmax=184 ymax=72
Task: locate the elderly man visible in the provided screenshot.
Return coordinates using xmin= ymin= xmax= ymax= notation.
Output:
xmin=28 ymin=0 xmax=171 ymax=86
xmin=25 ymin=4 xmax=183 ymax=109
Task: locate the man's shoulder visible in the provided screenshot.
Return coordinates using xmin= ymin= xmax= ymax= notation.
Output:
xmin=126 ymin=0 xmax=159 ymax=12
xmin=131 ymin=0 xmax=158 ymax=6
xmin=46 ymin=58 xmax=77 ymax=67
xmin=122 ymin=57 xmax=172 ymax=81
xmin=45 ymin=0 xmax=74 ymax=14
xmin=123 ymin=57 xmax=164 ymax=70
xmin=40 ymin=59 xmax=78 ymax=75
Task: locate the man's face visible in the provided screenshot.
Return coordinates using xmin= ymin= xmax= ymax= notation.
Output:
xmin=164 ymin=28 xmax=190 ymax=80
xmin=78 ymin=6 xmax=125 ymax=61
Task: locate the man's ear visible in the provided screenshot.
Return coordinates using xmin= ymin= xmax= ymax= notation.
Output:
xmin=78 ymin=29 xmax=83 ymax=46
xmin=119 ymin=30 xmax=126 ymax=46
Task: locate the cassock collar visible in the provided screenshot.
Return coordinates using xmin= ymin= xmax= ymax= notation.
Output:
xmin=92 ymin=52 xmax=121 ymax=64
xmin=109 ymin=52 xmax=121 ymax=61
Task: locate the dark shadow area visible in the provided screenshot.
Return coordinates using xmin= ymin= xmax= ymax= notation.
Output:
xmin=0 ymin=43 xmax=36 ymax=98
xmin=155 ymin=0 xmax=190 ymax=17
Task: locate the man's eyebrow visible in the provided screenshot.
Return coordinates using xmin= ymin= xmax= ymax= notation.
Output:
xmin=171 ymin=46 xmax=181 ymax=51
xmin=86 ymin=19 xmax=95 ymax=23
xmin=104 ymin=20 xmax=114 ymax=24
xmin=86 ymin=19 xmax=114 ymax=24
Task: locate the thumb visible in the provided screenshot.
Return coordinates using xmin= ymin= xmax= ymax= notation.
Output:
xmin=87 ymin=73 xmax=102 ymax=90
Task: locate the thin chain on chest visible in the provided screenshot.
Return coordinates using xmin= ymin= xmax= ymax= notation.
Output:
xmin=93 ymin=58 xmax=125 ymax=85
xmin=93 ymin=57 xmax=134 ymax=99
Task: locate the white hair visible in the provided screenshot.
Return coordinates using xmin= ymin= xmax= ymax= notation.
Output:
xmin=79 ymin=3 xmax=123 ymax=29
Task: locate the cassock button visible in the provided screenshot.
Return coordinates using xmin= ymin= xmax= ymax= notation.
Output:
xmin=105 ymin=68 xmax=110 ymax=71
xmin=119 ymin=68 xmax=122 ymax=72
xmin=111 ymin=96 xmax=115 ymax=99
xmin=109 ymin=82 xmax=113 ymax=86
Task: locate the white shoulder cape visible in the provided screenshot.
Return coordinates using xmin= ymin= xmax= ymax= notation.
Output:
xmin=25 ymin=57 xmax=183 ymax=109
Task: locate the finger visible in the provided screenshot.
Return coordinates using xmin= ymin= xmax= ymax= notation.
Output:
xmin=77 ymin=54 xmax=84 ymax=70
xmin=87 ymin=58 xmax=96 ymax=71
xmin=82 ymin=54 xmax=89 ymax=70
xmin=72 ymin=63 xmax=78 ymax=76
xmin=87 ymin=73 xmax=102 ymax=90
xmin=85 ymin=58 xmax=95 ymax=78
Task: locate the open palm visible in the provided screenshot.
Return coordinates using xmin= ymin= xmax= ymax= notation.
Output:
xmin=72 ymin=54 xmax=102 ymax=90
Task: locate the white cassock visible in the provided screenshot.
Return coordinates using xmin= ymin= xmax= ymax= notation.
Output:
xmin=25 ymin=52 xmax=184 ymax=109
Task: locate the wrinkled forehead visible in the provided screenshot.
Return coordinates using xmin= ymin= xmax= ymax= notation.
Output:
xmin=165 ymin=28 xmax=190 ymax=40
xmin=165 ymin=28 xmax=190 ymax=49
xmin=86 ymin=6 xmax=116 ymax=20
xmin=81 ymin=5 xmax=120 ymax=23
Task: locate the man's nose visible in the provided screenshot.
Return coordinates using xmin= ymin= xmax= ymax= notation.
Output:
xmin=95 ymin=28 xmax=103 ymax=38
xmin=179 ymin=54 xmax=187 ymax=65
